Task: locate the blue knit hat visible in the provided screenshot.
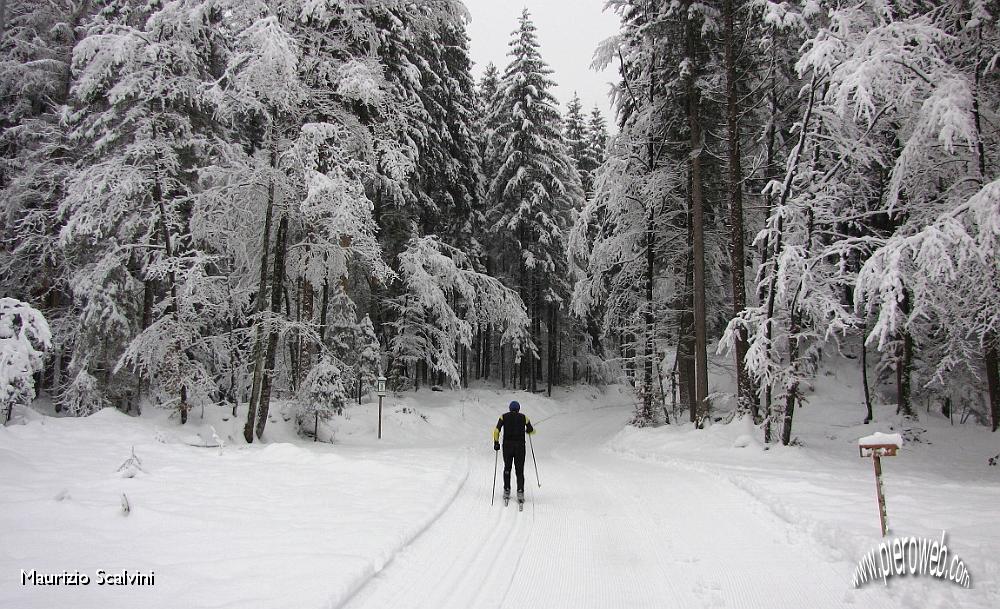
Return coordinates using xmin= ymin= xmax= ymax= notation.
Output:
xmin=509 ymin=400 xmax=520 ymax=412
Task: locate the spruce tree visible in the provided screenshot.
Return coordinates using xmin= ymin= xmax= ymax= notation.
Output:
xmin=563 ymin=93 xmax=597 ymax=194
xmin=586 ymin=106 xmax=609 ymax=168
xmin=487 ymin=9 xmax=583 ymax=392
xmin=477 ymin=63 xmax=502 ymax=185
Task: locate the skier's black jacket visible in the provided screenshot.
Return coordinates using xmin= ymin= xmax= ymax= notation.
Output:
xmin=493 ymin=412 xmax=534 ymax=445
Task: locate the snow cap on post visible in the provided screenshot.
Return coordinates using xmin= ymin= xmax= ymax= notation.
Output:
xmin=858 ymin=432 xmax=903 ymax=457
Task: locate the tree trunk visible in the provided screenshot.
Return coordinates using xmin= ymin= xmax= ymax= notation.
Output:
xmin=641 ymin=200 xmax=655 ymax=425
xmin=473 ymin=331 xmax=481 ymax=381
xmin=546 ymin=303 xmax=555 ymax=397
xmin=759 ymin=51 xmax=778 ymax=425
xmin=724 ymin=0 xmax=753 ymax=420
xmin=136 ymin=267 xmax=155 ymax=413
xmin=679 ymin=217 xmax=696 ymax=423
xmin=763 ymin=72 xmax=819 ymax=441
xmin=500 ymin=343 xmax=506 ymax=389
xmin=256 ymin=213 xmax=289 ymax=440
xmin=52 ymin=347 xmax=63 ymax=411
xmin=862 ymin=326 xmax=873 ymax=424
xmin=986 ymin=341 xmax=1000 ymax=432
xmin=153 ymin=159 xmax=186 ymax=425
xmin=970 ymin=32 xmax=998 ymax=431
xmin=288 ymin=281 xmax=300 ymax=392
xmin=895 ymin=289 xmax=914 ymax=419
xmin=295 ymin=279 xmax=315 ymax=387
xmin=686 ymin=12 xmax=710 ymax=425
xmin=318 ymin=272 xmax=330 ymax=343
xmin=532 ymin=283 xmax=540 ymax=393
xmin=482 ymin=332 xmax=488 ymax=381
xmin=780 ymin=308 xmax=800 ymax=446
xmin=298 ymin=277 xmax=314 ymax=390
xmin=245 ymin=132 xmax=278 ymax=443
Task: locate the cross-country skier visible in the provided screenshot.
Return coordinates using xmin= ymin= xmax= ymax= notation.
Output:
xmin=493 ymin=400 xmax=534 ymax=506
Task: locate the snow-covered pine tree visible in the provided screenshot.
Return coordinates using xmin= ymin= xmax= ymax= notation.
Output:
xmin=0 ymin=0 xmax=99 ymax=400
xmin=204 ymin=0 xmax=400 ymax=441
xmin=357 ymin=2 xmax=484 ymax=390
xmin=564 ymin=93 xmax=599 ymax=195
xmin=471 ymin=62 xmax=504 ymax=383
xmin=841 ymin=0 xmax=1000 ymax=428
xmin=586 ymin=106 xmax=609 ymax=170
xmin=389 ymin=236 xmax=533 ymax=388
xmin=487 ymin=9 xmax=584 ymax=393
xmin=0 ymin=298 xmax=51 ymax=423
xmin=315 ymin=281 xmax=380 ymax=401
xmin=724 ymin=0 xmax=1000 ymax=441
xmin=297 ymin=354 xmax=348 ymax=441
xmin=572 ymin=0 xmax=693 ymax=426
xmin=353 ymin=314 xmax=381 ymax=401
xmin=477 ymin=63 xmax=502 ymax=188
xmin=739 ymin=0 xmax=810 ymax=437
xmin=62 ymin=0 xmax=227 ymax=421
xmin=412 ymin=8 xmax=483 ymax=249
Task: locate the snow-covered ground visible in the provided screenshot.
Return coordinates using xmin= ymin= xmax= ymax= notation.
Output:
xmin=2 ymin=367 xmax=998 ymax=609
xmin=608 ymin=362 xmax=1000 ymax=609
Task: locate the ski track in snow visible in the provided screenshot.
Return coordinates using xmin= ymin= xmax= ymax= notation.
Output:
xmin=340 ymin=402 xmax=897 ymax=609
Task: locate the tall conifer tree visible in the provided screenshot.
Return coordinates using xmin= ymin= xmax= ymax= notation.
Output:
xmin=487 ymin=9 xmax=583 ymax=392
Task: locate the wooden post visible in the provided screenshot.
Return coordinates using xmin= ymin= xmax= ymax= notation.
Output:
xmin=375 ymin=374 xmax=387 ymax=439
xmin=859 ymin=441 xmax=898 ymax=536
xmin=873 ymin=453 xmax=888 ymax=536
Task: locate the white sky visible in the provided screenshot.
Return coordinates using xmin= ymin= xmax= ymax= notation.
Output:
xmin=460 ymin=0 xmax=620 ymax=126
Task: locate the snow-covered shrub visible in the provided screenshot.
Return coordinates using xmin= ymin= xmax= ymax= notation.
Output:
xmin=60 ymin=369 xmax=107 ymax=416
xmin=0 ymin=298 xmax=52 ymax=421
xmin=117 ymin=446 xmax=144 ymax=478
xmin=297 ymin=355 xmax=349 ymax=439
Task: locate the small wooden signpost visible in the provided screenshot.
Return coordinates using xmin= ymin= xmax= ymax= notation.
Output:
xmin=376 ymin=374 xmax=387 ymax=439
xmin=858 ymin=432 xmax=902 ymax=537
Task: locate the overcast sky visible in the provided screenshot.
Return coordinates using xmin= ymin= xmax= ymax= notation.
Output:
xmin=461 ymin=0 xmax=620 ymax=126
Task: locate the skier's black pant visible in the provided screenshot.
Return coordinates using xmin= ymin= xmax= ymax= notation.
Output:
xmin=502 ymin=443 xmax=526 ymax=493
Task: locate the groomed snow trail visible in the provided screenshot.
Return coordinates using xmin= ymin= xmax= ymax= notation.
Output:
xmin=340 ymin=402 xmax=895 ymax=609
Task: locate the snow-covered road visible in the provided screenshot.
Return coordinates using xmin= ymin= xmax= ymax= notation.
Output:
xmin=341 ymin=401 xmax=893 ymax=609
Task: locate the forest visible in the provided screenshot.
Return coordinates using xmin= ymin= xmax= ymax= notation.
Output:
xmin=1 ymin=0 xmax=998 ymax=446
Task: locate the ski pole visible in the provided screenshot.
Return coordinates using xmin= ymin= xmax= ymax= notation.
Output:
xmin=491 ymin=448 xmax=499 ymax=505
xmin=528 ymin=432 xmax=540 ymax=488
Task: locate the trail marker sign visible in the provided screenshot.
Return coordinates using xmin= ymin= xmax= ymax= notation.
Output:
xmin=858 ymin=432 xmax=902 ymax=537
